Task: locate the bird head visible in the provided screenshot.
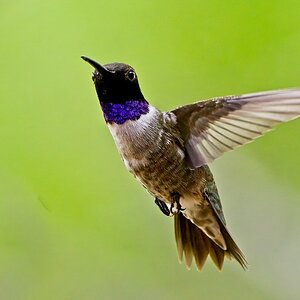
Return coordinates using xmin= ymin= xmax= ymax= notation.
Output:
xmin=81 ymin=56 xmax=145 ymax=104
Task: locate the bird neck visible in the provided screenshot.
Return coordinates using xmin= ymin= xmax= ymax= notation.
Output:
xmin=100 ymin=99 xmax=149 ymax=125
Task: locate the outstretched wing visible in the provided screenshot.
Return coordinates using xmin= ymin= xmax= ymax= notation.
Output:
xmin=171 ymin=89 xmax=300 ymax=168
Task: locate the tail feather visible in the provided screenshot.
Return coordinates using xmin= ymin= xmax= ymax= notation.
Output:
xmin=191 ymin=224 xmax=209 ymax=270
xmin=174 ymin=213 xmax=247 ymax=271
xmin=174 ymin=210 xmax=193 ymax=267
xmin=219 ymin=221 xmax=248 ymax=269
xmin=207 ymin=239 xmax=225 ymax=270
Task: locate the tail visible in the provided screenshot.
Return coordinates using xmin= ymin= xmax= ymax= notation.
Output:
xmin=174 ymin=213 xmax=247 ymax=271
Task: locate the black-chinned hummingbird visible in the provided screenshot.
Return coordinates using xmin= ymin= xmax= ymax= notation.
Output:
xmin=82 ymin=56 xmax=300 ymax=271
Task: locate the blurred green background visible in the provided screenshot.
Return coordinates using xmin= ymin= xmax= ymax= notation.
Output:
xmin=1 ymin=1 xmax=300 ymax=299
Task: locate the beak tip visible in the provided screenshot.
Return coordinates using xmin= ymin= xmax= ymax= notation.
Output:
xmin=81 ymin=56 xmax=108 ymax=74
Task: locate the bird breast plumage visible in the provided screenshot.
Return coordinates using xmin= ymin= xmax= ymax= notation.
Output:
xmin=107 ymin=106 xmax=199 ymax=202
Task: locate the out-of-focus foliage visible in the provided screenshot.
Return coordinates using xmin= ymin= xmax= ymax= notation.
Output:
xmin=0 ymin=1 xmax=300 ymax=299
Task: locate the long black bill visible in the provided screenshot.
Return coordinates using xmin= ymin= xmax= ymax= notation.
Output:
xmin=81 ymin=56 xmax=110 ymax=74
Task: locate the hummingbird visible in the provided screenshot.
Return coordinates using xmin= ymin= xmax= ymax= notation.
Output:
xmin=81 ymin=56 xmax=300 ymax=271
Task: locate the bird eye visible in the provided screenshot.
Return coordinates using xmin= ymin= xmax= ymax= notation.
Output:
xmin=127 ymin=70 xmax=136 ymax=81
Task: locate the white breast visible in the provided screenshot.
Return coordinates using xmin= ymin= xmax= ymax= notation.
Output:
xmin=107 ymin=105 xmax=161 ymax=171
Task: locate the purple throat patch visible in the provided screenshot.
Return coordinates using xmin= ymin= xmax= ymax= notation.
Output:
xmin=101 ymin=100 xmax=149 ymax=124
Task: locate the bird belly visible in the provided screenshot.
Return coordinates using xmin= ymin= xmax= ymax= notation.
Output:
xmin=127 ymin=137 xmax=198 ymax=203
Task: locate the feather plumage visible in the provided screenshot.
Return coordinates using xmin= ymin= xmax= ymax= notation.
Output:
xmin=172 ymin=89 xmax=300 ymax=168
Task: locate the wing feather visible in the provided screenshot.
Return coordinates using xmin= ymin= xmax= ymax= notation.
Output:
xmin=172 ymin=89 xmax=300 ymax=168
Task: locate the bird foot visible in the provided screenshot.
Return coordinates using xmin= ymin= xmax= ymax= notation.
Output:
xmin=154 ymin=193 xmax=185 ymax=217
xmin=154 ymin=198 xmax=170 ymax=216
xmin=170 ymin=192 xmax=185 ymax=215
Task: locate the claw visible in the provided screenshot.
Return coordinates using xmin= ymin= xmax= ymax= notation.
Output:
xmin=170 ymin=192 xmax=185 ymax=215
